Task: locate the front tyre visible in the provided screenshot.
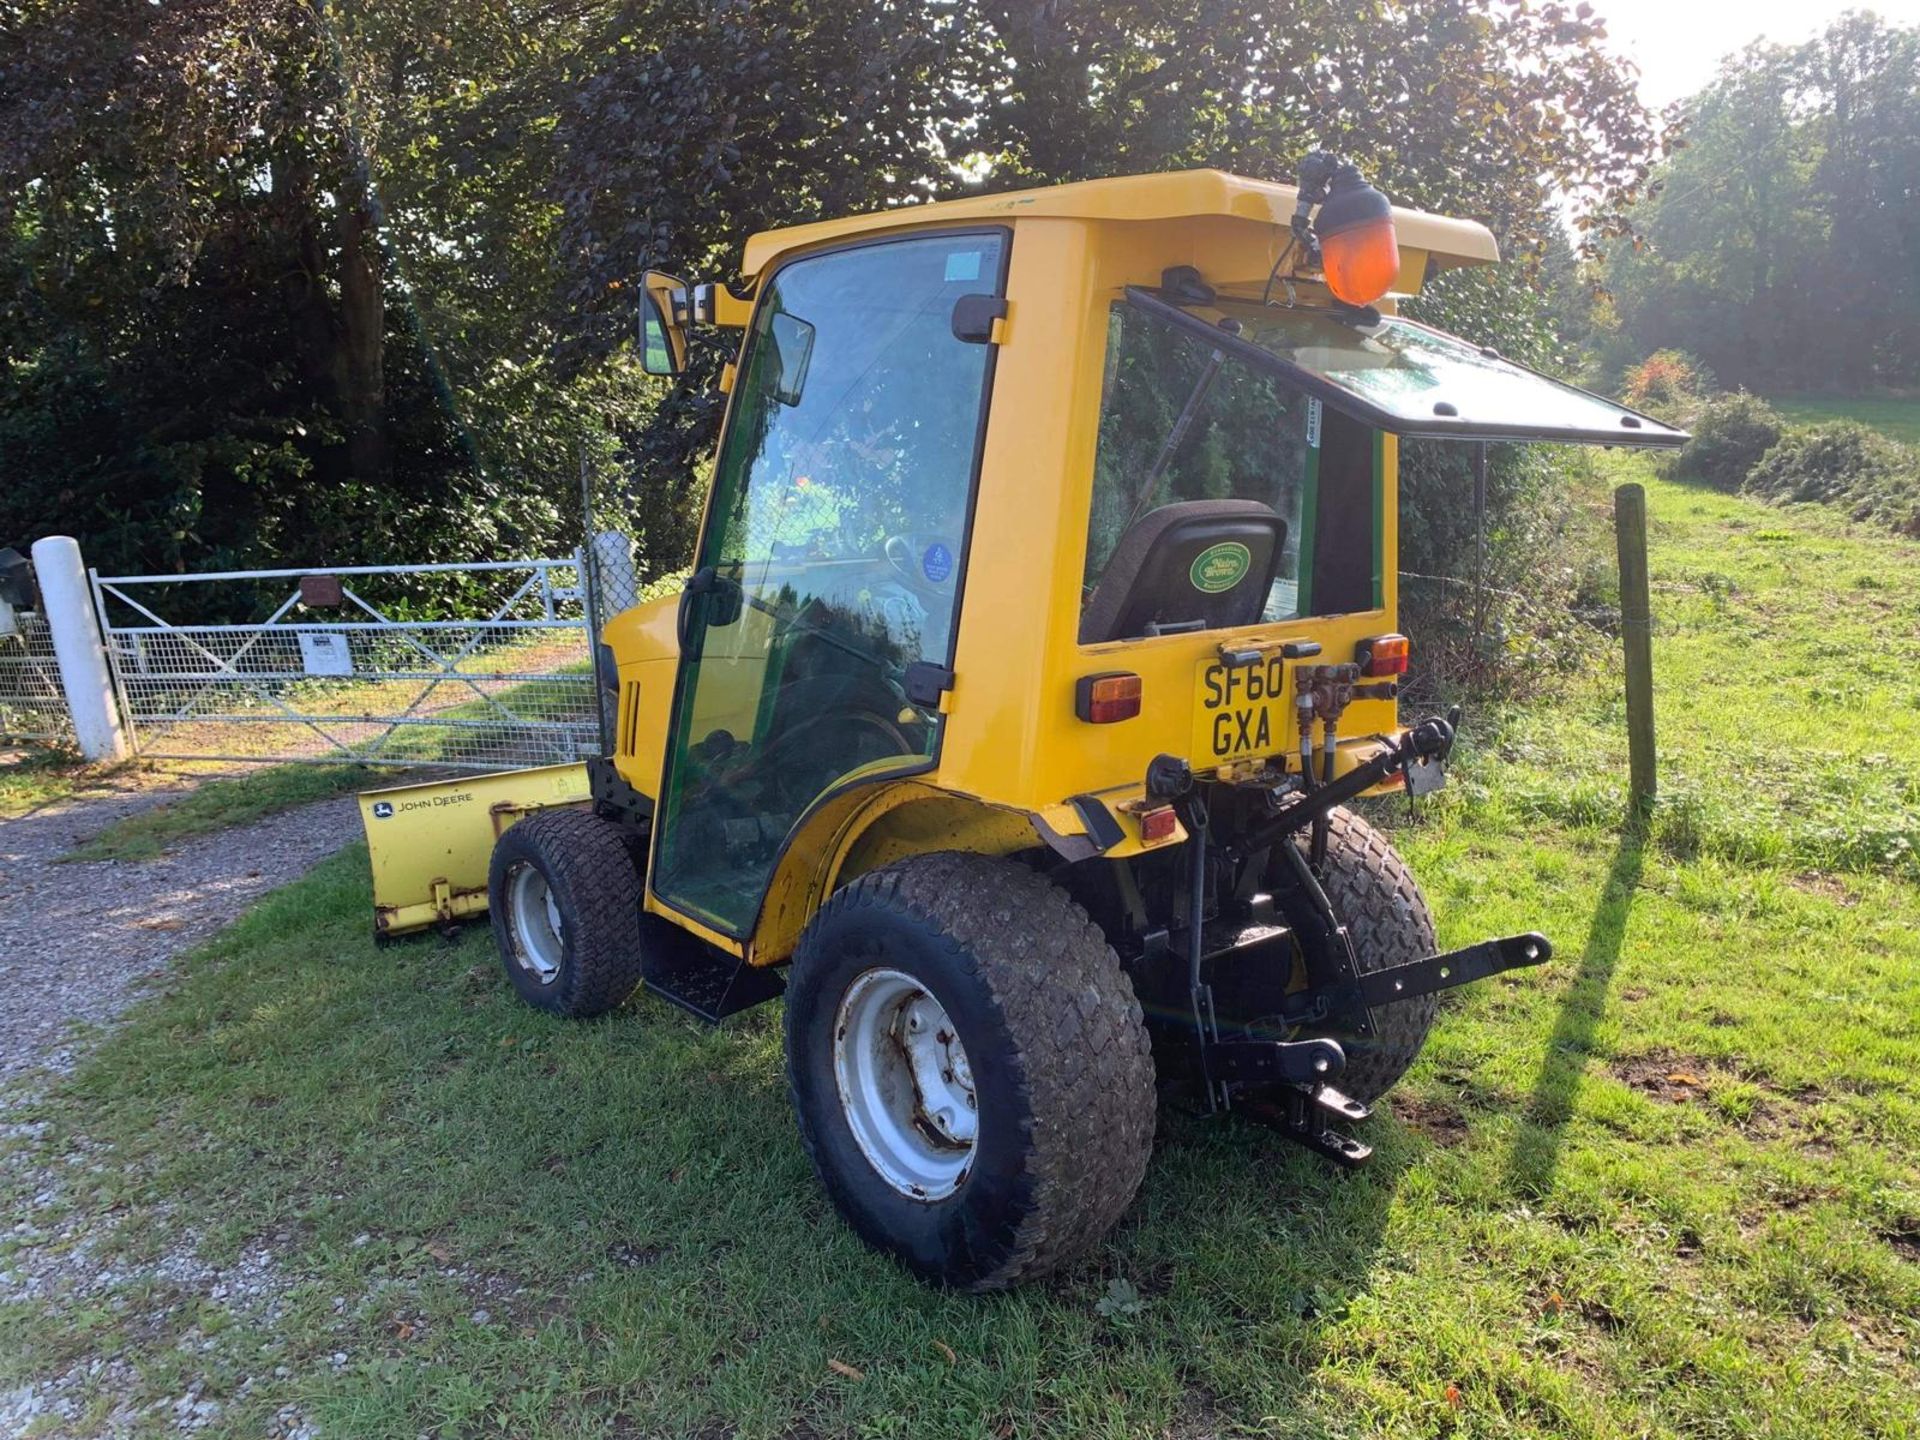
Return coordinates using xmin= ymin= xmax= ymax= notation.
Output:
xmin=488 ymin=808 xmax=645 ymax=1018
xmin=784 ymin=853 xmax=1156 ymax=1290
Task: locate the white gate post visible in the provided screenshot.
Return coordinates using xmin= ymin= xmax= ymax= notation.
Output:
xmin=30 ymin=536 xmax=129 ymax=762
xmin=591 ymin=530 xmax=639 ymax=621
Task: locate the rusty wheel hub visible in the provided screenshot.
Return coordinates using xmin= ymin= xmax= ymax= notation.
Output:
xmin=832 ymin=968 xmax=978 ymax=1201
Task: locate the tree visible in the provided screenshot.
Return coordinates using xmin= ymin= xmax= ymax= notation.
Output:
xmin=4 ymin=0 xmax=1662 ymax=618
xmin=1601 ymin=12 xmax=1920 ymax=393
xmin=1 ymin=0 xmax=428 ymax=578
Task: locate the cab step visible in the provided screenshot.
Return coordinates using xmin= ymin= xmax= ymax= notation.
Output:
xmin=638 ymin=916 xmax=785 ymax=1023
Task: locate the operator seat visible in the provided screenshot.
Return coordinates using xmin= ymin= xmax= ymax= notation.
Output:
xmin=1080 ymin=499 xmax=1286 ymax=643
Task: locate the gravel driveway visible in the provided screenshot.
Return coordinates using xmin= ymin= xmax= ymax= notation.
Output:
xmin=1 ymin=776 xmax=366 ymax=1436
xmin=0 ymin=781 xmax=362 ymax=1081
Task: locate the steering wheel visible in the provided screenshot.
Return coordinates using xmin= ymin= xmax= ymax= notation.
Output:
xmin=884 ymin=533 xmax=963 ymax=596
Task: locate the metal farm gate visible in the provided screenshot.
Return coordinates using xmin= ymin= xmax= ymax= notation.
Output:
xmin=0 ymin=610 xmax=74 ymax=745
xmin=91 ymin=557 xmax=604 ymax=770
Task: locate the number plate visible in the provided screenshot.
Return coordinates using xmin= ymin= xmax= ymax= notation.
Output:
xmin=1193 ymin=656 xmax=1290 ymax=764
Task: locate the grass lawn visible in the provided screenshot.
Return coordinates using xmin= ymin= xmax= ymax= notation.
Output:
xmin=1766 ymin=393 xmax=1920 ymax=447
xmin=57 ymin=762 xmax=377 ymax=863
xmin=3 ymin=455 xmax=1917 ymax=1438
xmin=0 ymin=746 xmax=121 ymax=818
xmin=0 ymin=748 xmax=375 ymax=857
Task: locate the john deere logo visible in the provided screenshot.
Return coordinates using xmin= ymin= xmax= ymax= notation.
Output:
xmin=1189 ymin=542 xmax=1251 ymax=594
xmin=372 ymin=801 xmax=394 ymax=819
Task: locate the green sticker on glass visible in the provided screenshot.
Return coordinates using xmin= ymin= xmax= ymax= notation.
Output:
xmin=1189 ymin=541 xmax=1252 ymax=594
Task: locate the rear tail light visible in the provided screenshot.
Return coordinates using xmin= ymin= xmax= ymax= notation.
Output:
xmin=1075 ymin=671 xmax=1142 ymax=724
xmin=1138 ymin=805 xmax=1179 ymax=843
xmin=1356 ymin=633 xmax=1409 ymax=677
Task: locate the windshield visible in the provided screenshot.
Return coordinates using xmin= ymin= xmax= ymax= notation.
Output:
xmin=1081 ymin=301 xmax=1381 ymax=642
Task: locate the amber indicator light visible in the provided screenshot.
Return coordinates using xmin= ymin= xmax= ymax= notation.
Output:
xmin=1320 ymin=217 xmax=1401 ymax=308
xmin=1075 ymin=671 xmax=1143 ymax=723
xmin=1357 ymin=633 xmax=1410 ymax=677
xmin=1300 ymin=153 xmax=1402 ymax=308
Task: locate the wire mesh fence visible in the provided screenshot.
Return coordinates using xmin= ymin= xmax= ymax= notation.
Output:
xmin=93 ymin=557 xmax=603 ymax=770
xmin=0 ymin=610 xmax=73 ymax=744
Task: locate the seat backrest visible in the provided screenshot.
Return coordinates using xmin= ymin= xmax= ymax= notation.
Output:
xmin=1080 ymin=499 xmax=1285 ymax=643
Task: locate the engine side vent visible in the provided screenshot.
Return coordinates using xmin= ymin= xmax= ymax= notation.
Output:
xmin=619 ymin=680 xmax=642 ymax=755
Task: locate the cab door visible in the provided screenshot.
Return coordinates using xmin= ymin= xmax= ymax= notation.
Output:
xmin=650 ymin=231 xmax=1007 ymax=937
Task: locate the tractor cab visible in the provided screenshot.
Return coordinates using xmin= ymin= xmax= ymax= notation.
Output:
xmin=361 ymin=162 xmax=1684 ymax=1292
xmin=610 ymin=166 xmax=1681 ymax=954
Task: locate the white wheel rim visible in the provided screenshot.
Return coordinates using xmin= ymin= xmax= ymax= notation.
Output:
xmin=832 ymin=968 xmax=978 ymax=1201
xmin=506 ymin=861 xmax=565 ymax=984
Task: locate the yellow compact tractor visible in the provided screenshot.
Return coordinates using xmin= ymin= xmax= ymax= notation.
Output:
xmin=362 ymin=158 xmax=1684 ymax=1289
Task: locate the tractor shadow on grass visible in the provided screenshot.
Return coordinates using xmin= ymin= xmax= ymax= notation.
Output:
xmin=1075 ymin=1096 xmax=1418 ymax=1425
xmin=1503 ymin=828 xmax=1646 ymax=1197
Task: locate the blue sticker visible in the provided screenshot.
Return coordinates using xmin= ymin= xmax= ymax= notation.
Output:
xmin=922 ymin=542 xmax=954 ymax=584
xmin=943 ymin=251 xmax=982 ymax=283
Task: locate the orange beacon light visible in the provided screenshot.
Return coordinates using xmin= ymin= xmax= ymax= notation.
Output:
xmin=1292 ymin=151 xmax=1401 ymax=309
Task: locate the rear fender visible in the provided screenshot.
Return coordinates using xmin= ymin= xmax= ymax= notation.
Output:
xmin=746 ymin=781 xmax=1046 ymax=967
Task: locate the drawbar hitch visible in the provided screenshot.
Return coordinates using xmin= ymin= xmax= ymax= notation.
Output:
xmin=1152 ymin=713 xmax=1553 ymax=1166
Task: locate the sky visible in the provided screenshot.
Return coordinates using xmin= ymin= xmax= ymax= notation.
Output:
xmin=1590 ymin=0 xmax=1920 ymax=111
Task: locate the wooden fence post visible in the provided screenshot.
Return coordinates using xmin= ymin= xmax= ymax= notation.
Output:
xmin=1614 ymin=484 xmax=1656 ymax=817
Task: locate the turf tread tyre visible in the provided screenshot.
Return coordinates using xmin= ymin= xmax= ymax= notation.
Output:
xmin=1295 ymin=807 xmax=1438 ymax=1103
xmin=488 ymin=808 xmax=645 ymax=1018
xmin=785 ymin=852 xmax=1156 ymax=1290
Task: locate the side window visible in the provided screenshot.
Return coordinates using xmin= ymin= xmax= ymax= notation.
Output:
xmin=1081 ymin=301 xmax=1380 ymax=642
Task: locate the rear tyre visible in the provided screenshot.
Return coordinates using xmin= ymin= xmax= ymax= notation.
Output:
xmin=488 ymin=808 xmax=645 ymax=1018
xmin=1294 ymin=807 xmax=1438 ymax=1103
xmin=784 ymin=852 xmax=1156 ymax=1290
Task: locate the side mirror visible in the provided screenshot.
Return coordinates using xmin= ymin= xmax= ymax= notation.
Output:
xmin=766 ymin=312 xmax=816 ymax=407
xmin=640 ymin=270 xmax=690 ymax=377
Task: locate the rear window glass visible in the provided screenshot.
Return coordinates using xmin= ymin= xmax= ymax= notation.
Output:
xmin=1081 ymin=302 xmax=1377 ymax=642
xmin=1130 ymin=289 xmax=1687 ymax=447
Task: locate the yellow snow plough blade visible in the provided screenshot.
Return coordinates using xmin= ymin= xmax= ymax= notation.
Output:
xmin=358 ymin=763 xmax=592 ymax=937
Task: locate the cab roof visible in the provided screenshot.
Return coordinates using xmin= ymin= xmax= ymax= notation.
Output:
xmin=741 ymin=168 xmax=1501 ymax=282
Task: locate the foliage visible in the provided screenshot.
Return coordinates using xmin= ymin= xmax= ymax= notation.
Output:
xmin=3 ymin=0 xmax=1661 ymax=627
xmin=1664 ymin=387 xmax=1920 ymax=538
xmin=0 ymin=746 xmax=106 ymax=817
xmin=1599 ymin=13 xmax=1920 ymax=393
xmin=1669 ymin=392 xmax=1784 ymax=492
xmin=1621 ymin=349 xmax=1712 ymax=422
xmin=1396 ymin=438 xmax=1608 ymax=703
xmin=1743 ymin=421 xmax=1920 ymax=536
xmin=0 ymin=0 xmax=579 ymax=611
